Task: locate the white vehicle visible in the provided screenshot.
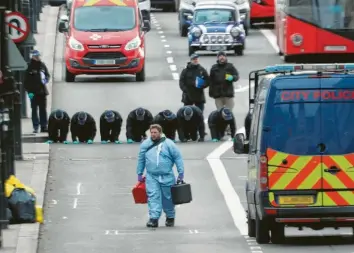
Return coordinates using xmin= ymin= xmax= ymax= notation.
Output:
xmin=138 ymin=0 xmax=152 ymax=21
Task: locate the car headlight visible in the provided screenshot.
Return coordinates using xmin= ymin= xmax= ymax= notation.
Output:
xmin=68 ymin=37 xmax=84 ymax=51
xmin=240 ymin=13 xmax=246 ymax=20
xmin=203 ymin=35 xmax=209 ymax=43
xmin=235 ymin=0 xmax=246 ymax=4
xmin=291 ymin=33 xmax=303 ymax=46
xmin=191 ymin=27 xmax=202 ymax=37
xmin=125 ymin=36 xmax=141 ymax=51
xmin=230 ymin=27 xmax=242 ymax=37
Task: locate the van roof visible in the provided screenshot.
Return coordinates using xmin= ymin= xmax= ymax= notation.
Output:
xmin=73 ymin=0 xmax=137 ymax=8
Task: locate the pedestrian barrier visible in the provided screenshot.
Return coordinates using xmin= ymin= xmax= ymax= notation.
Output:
xmin=0 ymin=0 xmax=46 ymax=247
xmin=43 ymin=139 xmax=234 ymax=144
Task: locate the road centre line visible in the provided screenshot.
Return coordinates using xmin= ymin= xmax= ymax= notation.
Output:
xmin=167 ymin=57 xmax=174 ymax=63
xmin=172 ymin=73 xmax=179 ymax=80
xmin=169 ymin=65 xmax=177 ymax=71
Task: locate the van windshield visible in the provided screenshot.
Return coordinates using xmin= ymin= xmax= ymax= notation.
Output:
xmin=268 ymin=102 xmax=354 ymax=155
xmin=74 ymin=6 xmax=136 ymax=31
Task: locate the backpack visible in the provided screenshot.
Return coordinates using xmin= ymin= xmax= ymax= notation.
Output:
xmin=8 ymin=188 xmax=36 ymax=223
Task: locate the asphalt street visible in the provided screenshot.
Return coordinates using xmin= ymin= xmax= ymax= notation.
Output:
xmin=37 ymin=10 xmax=354 ymax=253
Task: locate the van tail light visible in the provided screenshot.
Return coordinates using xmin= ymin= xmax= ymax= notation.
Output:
xmin=260 ymin=155 xmax=268 ymax=190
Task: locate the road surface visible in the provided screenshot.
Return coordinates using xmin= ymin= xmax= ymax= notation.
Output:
xmin=37 ymin=11 xmax=354 ymax=253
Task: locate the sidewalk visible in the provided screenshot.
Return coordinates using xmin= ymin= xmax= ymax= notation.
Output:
xmin=0 ymin=5 xmax=59 ymax=253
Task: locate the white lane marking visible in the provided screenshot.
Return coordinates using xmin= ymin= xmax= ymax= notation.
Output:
xmin=166 ymin=51 xmax=172 ymax=54
xmin=158 ymin=31 xmax=164 ymax=34
xmin=160 ymin=35 xmax=165 ymax=38
xmin=77 ymin=182 xmax=81 ymax=195
xmin=169 ymin=65 xmax=177 ymax=71
xmin=260 ymin=29 xmax=278 ymax=52
xmin=52 ymin=199 xmax=57 ymax=205
xmin=73 ymin=198 xmax=78 ymax=209
xmin=234 ymin=82 xmax=255 ymax=93
xmin=172 ymin=73 xmax=179 ymax=80
xmin=161 ymin=39 xmax=167 ymax=42
xmin=164 ymin=44 xmax=170 ymax=48
xmin=206 ymin=133 xmax=248 ymax=236
xmin=167 ymin=57 xmax=174 ymax=64
xmin=156 ymin=27 xmax=161 ymax=30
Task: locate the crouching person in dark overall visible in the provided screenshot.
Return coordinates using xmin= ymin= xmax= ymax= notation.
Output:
xmin=176 ymin=105 xmax=205 ymax=142
xmin=208 ymin=107 xmax=236 ymax=142
xmin=100 ymin=110 xmax=123 ymax=144
xmin=153 ymin=110 xmax=178 ymax=141
xmin=71 ymin=111 xmax=96 ymax=144
xmin=126 ymin=107 xmax=153 ymax=143
xmin=46 ymin=109 xmax=70 ymax=144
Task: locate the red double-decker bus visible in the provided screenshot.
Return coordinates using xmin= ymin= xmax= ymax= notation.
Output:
xmin=250 ymin=0 xmax=274 ymax=26
xmin=275 ymin=0 xmax=354 ymax=62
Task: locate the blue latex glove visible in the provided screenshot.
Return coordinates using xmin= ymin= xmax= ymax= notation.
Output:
xmin=177 ymin=173 xmax=184 ymax=181
xmin=114 ymin=140 xmax=122 ymax=144
xmin=226 ymin=75 xmax=233 ymax=81
xmin=138 ymin=174 xmax=144 ymax=182
xmin=73 ymin=140 xmax=80 ymax=144
xmin=28 ymin=93 xmax=34 ymax=100
xmin=212 ymin=138 xmax=219 ymax=142
xmin=101 ymin=140 xmax=108 ymax=144
xmin=45 ymin=140 xmax=53 ymax=144
xmin=63 ymin=140 xmax=69 ymax=144
xmin=127 ymin=139 xmax=134 ymax=144
xmin=87 ymin=139 xmax=93 ymax=144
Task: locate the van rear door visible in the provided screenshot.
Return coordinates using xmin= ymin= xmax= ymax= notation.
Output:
xmin=320 ymin=77 xmax=354 ymax=207
xmin=266 ymin=78 xmax=323 ymax=207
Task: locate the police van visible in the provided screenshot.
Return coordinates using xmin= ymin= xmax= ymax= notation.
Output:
xmin=234 ymin=63 xmax=354 ymax=244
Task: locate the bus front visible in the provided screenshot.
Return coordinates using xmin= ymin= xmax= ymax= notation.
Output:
xmin=277 ymin=0 xmax=354 ymax=62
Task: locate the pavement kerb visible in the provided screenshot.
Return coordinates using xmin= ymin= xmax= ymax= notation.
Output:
xmin=15 ymin=6 xmax=61 ymax=253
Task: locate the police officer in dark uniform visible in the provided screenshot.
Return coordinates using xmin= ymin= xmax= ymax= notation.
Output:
xmin=46 ymin=109 xmax=70 ymax=144
xmin=176 ymin=105 xmax=205 ymax=142
xmin=100 ymin=110 xmax=123 ymax=144
xmin=70 ymin=111 xmax=97 ymax=144
xmin=208 ymin=107 xmax=237 ymax=142
xmin=153 ymin=109 xmax=178 ymax=141
xmin=126 ymin=107 xmax=153 ymax=143
xmin=179 ymin=54 xmax=209 ymax=112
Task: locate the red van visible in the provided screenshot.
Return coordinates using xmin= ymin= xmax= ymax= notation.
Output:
xmin=58 ymin=0 xmax=151 ymax=82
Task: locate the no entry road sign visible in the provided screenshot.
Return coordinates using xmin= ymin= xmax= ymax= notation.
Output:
xmin=5 ymin=12 xmax=30 ymax=43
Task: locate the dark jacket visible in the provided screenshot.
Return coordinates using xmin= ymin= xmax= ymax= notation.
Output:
xmin=244 ymin=111 xmax=252 ymax=140
xmin=153 ymin=112 xmax=178 ymax=140
xmin=209 ymin=61 xmax=239 ymax=98
xmin=176 ymin=105 xmax=205 ymax=139
xmin=24 ymin=59 xmax=50 ymax=96
xmin=179 ymin=63 xmax=209 ymax=104
xmin=100 ymin=110 xmax=123 ymax=141
xmin=126 ymin=109 xmax=153 ymax=139
xmin=70 ymin=112 xmax=97 ymax=141
xmin=48 ymin=111 xmax=70 ymax=142
xmin=208 ymin=109 xmax=237 ymax=140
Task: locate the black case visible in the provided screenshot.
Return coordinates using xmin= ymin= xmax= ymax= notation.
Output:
xmin=171 ymin=181 xmax=192 ymax=205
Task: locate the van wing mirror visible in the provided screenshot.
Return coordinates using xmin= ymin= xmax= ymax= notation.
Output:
xmin=233 ymin=133 xmax=248 ymax=154
xmin=58 ymin=15 xmax=69 ymax=33
xmin=142 ymin=20 xmax=151 ymax=32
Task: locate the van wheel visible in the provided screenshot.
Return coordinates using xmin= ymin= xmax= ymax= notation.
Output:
xmin=271 ymin=224 xmax=285 ymax=244
xmin=247 ymin=211 xmax=256 ymax=237
xmin=255 ymin=211 xmax=270 ymax=244
xmin=65 ymin=68 xmax=75 ymax=82
xmin=136 ymin=65 xmax=145 ymax=82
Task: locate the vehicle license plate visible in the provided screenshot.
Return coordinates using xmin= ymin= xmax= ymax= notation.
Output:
xmin=94 ymin=59 xmax=115 ymax=65
xmin=207 ymin=46 xmax=226 ymax=51
xmin=324 ymin=46 xmax=347 ymax=51
xmin=278 ymin=196 xmax=314 ymax=205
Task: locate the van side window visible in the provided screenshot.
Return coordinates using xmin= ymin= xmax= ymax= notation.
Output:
xmin=249 ymin=104 xmax=260 ymax=152
xmin=256 ymin=105 xmax=264 ymax=150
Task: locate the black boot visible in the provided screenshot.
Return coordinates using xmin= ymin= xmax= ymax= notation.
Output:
xmin=146 ymin=219 xmax=158 ymax=228
xmin=165 ymin=218 xmax=175 ymax=227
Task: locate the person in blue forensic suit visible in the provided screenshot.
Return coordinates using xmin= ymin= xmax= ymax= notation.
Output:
xmin=136 ymin=124 xmax=184 ymax=228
